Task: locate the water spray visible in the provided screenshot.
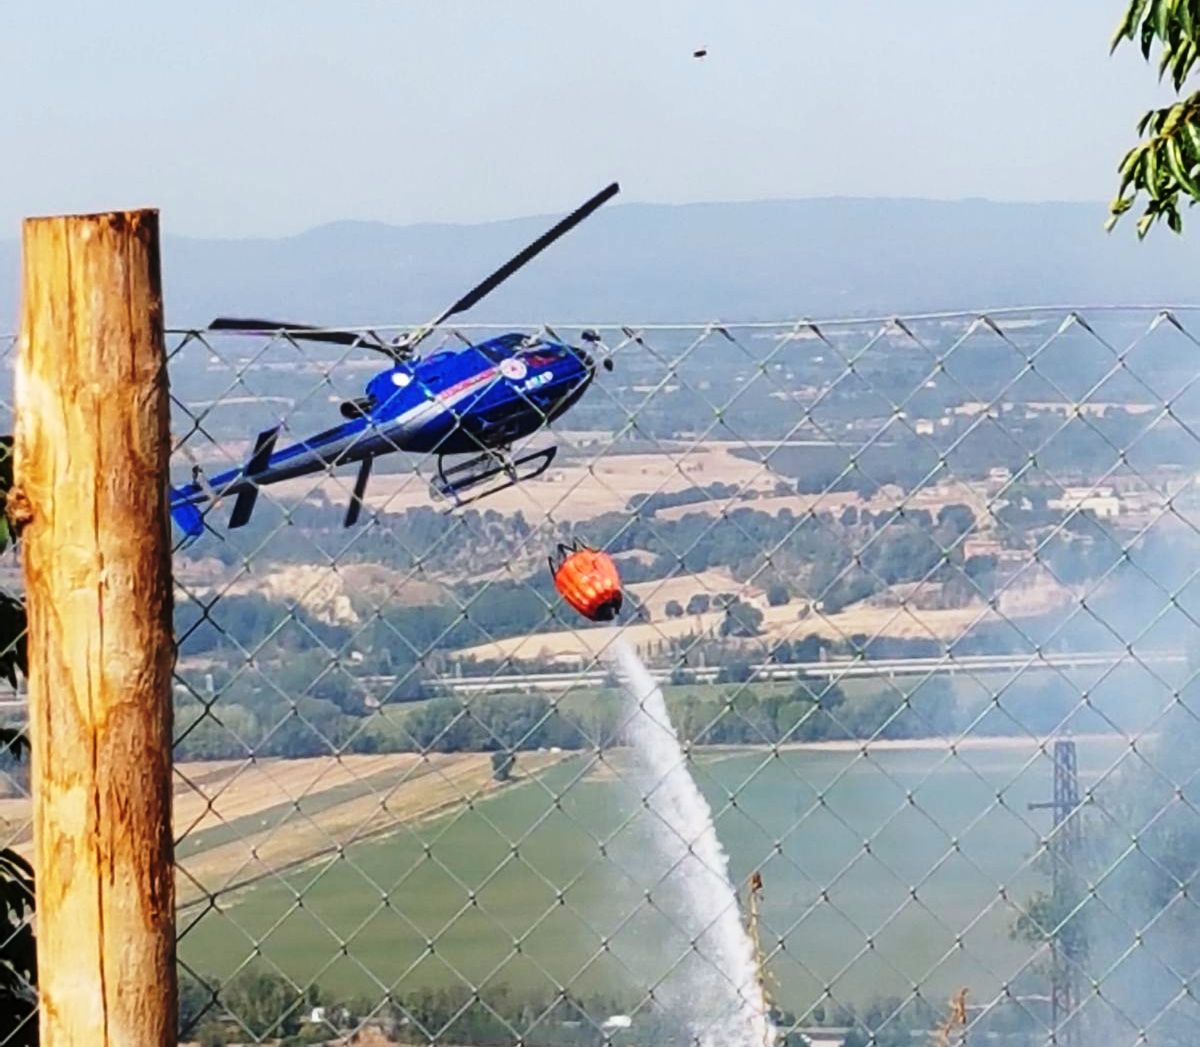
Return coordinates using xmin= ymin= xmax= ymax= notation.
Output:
xmin=552 ymin=542 xmax=777 ymax=1045
xmin=606 ymin=638 xmax=777 ymax=1046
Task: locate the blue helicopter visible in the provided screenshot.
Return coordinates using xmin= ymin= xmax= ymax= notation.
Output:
xmin=170 ymin=183 xmax=619 ymax=543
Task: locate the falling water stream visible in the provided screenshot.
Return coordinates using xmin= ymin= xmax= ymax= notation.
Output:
xmin=606 ymin=638 xmax=776 ymax=1047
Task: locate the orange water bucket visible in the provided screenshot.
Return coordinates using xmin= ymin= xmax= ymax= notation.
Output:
xmin=549 ymin=539 xmax=623 ymax=622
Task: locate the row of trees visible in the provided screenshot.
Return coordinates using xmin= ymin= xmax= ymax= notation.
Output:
xmin=176 ymin=582 xmax=558 ymax=663
xmin=174 ymin=483 xmax=1141 ymax=720
xmin=178 ymin=494 xmax=1000 ymax=619
xmin=182 ymin=965 xmax=998 ymax=1047
xmin=178 ymin=577 xmax=653 ymax=668
xmin=180 ymin=966 xmax=696 ymax=1046
xmin=384 ymin=673 xmax=1085 ymax=754
xmin=175 ymin=674 xmax=1089 ymax=763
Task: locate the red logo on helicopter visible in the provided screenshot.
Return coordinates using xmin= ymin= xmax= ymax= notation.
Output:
xmin=499 ymin=358 xmax=528 ymax=381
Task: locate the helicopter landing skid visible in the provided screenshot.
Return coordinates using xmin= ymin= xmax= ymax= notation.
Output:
xmin=431 ymin=446 xmax=558 ymax=510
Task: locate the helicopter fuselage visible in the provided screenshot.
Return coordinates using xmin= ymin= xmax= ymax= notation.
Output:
xmin=169 ymin=332 xmax=595 ymax=534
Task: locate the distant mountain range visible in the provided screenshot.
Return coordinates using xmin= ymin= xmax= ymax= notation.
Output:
xmin=2 ymin=196 xmax=1199 ymax=330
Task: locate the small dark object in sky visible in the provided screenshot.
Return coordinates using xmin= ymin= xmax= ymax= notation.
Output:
xmin=693 ymin=47 xmax=707 ymax=58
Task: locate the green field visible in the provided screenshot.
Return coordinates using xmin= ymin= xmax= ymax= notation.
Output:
xmin=180 ymin=734 xmax=1132 ymax=1014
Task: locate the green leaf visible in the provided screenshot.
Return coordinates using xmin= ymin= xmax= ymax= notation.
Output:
xmin=1169 ymin=38 xmax=1196 ymax=87
xmin=1155 ymin=0 xmax=1173 ymax=45
xmin=1118 ymin=142 xmax=1145 ymax=180
xmin=1113 ymin=0 xmax=1152 ymax=50
xmin=1110 ymin=90 xmax=1200 ymax=237
xmin=1143 ymin=6 xmax=1160 ymax=57
xmin=1184 ymin=118 xmax=1200 ymax=159
xmin=0 ymin=729 xmax=28 ymax=762
xmin=1167 ymin=135 xmax=1200 ymax=194
xmin=0 ymin=594 xmax=27 ymax=690
xmin=0 ymin=840 xmax=35 ymax=1045
xmin=1145 ymin=144 xmax=1163 ymax=198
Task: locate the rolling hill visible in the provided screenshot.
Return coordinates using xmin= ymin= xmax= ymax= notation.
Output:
xmin=2 ymin=196 xmax=1199 ymax=330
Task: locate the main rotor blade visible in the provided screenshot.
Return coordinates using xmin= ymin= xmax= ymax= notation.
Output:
xmin=401 ymin=181 xmax=620 ymax=354
xmin=209 ymin=181 xmax=619 ymax=361
xmin=208 ymin=317 xmax=395 ymax=354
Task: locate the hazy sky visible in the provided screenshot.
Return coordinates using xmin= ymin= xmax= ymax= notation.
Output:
xmin=0 ymin=2 xmax=1174 ymax=238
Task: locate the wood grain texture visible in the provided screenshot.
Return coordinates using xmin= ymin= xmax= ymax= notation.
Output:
xmin=14 ymin=210 xmax=177 ymax=1046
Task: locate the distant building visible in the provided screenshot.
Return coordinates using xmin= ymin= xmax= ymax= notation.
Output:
xmin=793 ymin=1027 xmax=851 ymax=1047
xmin=1020 ymin=400 xmax=1156 ymax=419
xmin=602 ymin=1014 xmax=633 ymax=1030
xmin=1049 ymin=485 xmax=1121 ymax=519
xmin=951 ymin=401 xmax=998 ymax=419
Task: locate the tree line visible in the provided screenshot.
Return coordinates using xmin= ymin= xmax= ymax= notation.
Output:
xmin=181 ymin=964 xmax=1025 ymax=1047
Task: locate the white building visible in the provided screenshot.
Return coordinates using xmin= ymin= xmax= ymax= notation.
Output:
xmin=1049 ymin=485 xmax=1121 ymax=519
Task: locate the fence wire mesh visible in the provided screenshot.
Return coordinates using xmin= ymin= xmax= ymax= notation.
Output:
xmin=3 ymin=306 xmax=1200 ymax=1045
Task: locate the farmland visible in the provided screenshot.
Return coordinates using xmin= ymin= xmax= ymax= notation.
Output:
xmin=448 ymin=567 xmax=1075 ymax=664
xmin=0 ymin=751 xmax=570 ymax=907
xmin=260 ymin=441 xmax=782 ymax=524
xmin=177 ymin=734 xmax=1132 ymax=1014
xmin=172 ymin=752 xmax=574 ymax=907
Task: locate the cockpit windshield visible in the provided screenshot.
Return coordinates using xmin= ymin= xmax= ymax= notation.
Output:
xmin=476 ymin=333 xmax=528 ymax=362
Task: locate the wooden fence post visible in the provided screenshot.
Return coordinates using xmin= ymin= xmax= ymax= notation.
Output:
xmin=12 ymin=210 xmax=176 ymax=1045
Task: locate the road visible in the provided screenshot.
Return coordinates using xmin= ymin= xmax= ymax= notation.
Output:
xmin=0 ymin=649 xmax=1181 ymax=710
xmin=421 ymin=648 xmax=1188 ymax=696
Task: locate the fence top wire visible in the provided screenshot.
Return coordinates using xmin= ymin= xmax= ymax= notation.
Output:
xmin=161 ymin=301 xmax=1200 ymax=338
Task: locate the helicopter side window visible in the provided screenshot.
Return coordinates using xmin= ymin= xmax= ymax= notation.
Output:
xmin=520 ymin=350 xmax=559 ymax=368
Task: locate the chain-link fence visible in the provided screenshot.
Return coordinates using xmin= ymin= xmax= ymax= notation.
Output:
xmin=3 ymin=306 xmax=1200 ymax=1045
